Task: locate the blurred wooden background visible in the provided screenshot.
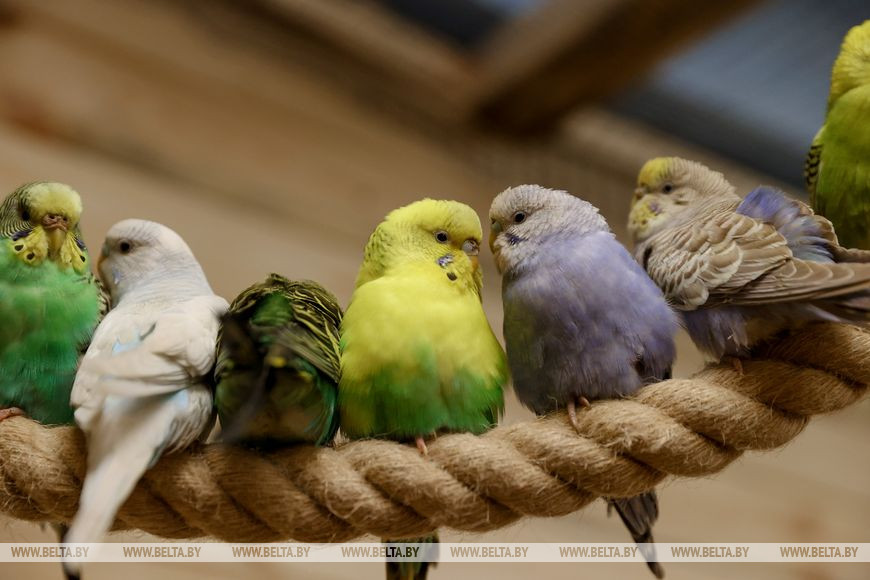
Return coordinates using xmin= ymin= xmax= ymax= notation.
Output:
xmin=0 ymin=1 xmax=867 ymax=579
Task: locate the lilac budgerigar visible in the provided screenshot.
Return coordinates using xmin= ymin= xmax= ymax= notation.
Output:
xmin=628 ymin=157 xmax=870 ymax=362
xmin=490 ymin=184 xmax=678 ymax=579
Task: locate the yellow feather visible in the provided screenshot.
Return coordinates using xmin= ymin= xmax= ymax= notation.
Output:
xmin=637 ymin=157 xmax=674 ymax=188
xmin=26 ymin=182 xmax=83 ymax=225
xmin=10 ymin=224 xmax=87 ymax=273
xmin=828 ymin=20 xmax=870 ymax=110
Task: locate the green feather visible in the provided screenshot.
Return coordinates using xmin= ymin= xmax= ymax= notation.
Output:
xmin=809 ymin=23 xmax=870 ymax=250
xmin=214 ymin=274 xmax=342 ymax=447
xmin=0 ymin=220 xmax=101 ymax=424
xmin=811 ymin=85 xmax=870 ymax=249
xmin=340 ymin=343 xmax=504 ymax=440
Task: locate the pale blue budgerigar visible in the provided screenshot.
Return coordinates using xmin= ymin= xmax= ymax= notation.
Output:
xmin=490 ymin=185 xmax=678 ymax=579
xmin=64 ymin=219 xmax=227 ymax=577
xmin=629 ymin=157 xmax=870 ymax=362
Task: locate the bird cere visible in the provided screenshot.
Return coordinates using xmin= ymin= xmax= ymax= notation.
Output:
xmin=1 ymin=18 xmax=869 ymax=580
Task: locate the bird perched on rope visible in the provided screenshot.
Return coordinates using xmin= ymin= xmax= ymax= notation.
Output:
xmin=214 ymin=274 xmax=341 ymax=447
xmin=339 ymin=199 xmax=507 ymax=580
xmin=64 ymin=219 xmax=227 ymax=579
xmin=629 ymin=157 xmax=870 ymax=362
xmin=0 ymin=182 xmax=106 ymax=426
xmin=805 ymin=20 xmax=870 ymax=250
xmin=490 ymin=185 xmax=675 ymax=579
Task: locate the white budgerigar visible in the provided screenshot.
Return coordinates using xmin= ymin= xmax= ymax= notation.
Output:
xmin=64 ymin=219 xmax=227 ymax=575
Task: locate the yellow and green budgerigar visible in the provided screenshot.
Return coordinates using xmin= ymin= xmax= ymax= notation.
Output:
xmin=805 ymin=20 xmax=870 ymax=249
xmin=339 ymin=199 xmax=508 ymax=580
xmin=0 ymin=182 xmax=105 ymax=425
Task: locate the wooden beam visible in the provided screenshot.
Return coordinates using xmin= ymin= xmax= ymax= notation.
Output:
xmin=471 ymin=0 xmax=761 ymax=135
xmin=461 ymin=0 xmax=621 ymax=116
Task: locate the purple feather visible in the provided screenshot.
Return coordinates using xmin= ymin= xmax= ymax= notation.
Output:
xmin=502 ymin=232 xmax=678 ymax=414
xmin=737 ymin=187 xmax=833 ymax=262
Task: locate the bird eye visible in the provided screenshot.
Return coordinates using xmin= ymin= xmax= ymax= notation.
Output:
xmin=19 ymin=204 xmax=30 ymax=222
xmin=434 ymin=230 xmax=449 ymax=243
xmin=119 ymin=240 xmax=133 ymax=254
xmin=513 ymin=211 xmax=526 ymax=224
xmin=662 ymin=183 xmax=673 ymax=193
xmin=462 ymin=239 xmax=479 ymax=256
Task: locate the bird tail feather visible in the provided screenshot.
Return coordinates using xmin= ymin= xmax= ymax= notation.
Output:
xmin=384 ymin=534 xmax=439 ymax=580
xmin=609 ymin=492 xmax=665 ymax=578
xmin=63 ymin=440 xmax=158 ymax=575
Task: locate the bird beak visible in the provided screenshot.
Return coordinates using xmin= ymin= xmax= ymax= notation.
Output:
xmin=631 ymin=188 xmax=645 ymax=207
xmin=97 ymin=245 xmax=108 ymax=277
xmin=41 ymin=213 xmax=69 ymax=232
xmin=489 ymin=221 xmax=502 ymax=254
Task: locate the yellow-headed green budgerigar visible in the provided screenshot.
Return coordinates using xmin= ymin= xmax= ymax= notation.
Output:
xmin=339 ymin=199 xmax=507 ymax=580
xmin=805 ymin=20 xmax=870 ymax=249
xmin=0 ymin=182 xmax=105 ymax=425
xmin=215 ymin=274 xmax=342 ymax=447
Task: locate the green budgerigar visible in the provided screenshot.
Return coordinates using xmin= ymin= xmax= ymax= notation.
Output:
xmin=339 ymin=199 xmax=508 ymax=580
xmin=0 ymin=182 xmax=103 ymax=425
xmin=806 ymin=20 xmax=870 ymax=249
xmin=215 ymin=273 xmax=342 ymax=446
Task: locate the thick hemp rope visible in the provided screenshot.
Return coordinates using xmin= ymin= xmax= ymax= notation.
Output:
xmin=0 ymin=323 xmax=867 ymax=542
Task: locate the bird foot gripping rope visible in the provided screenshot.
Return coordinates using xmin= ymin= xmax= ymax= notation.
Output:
xmin=0 ymin=323 xmax=867 ymax=542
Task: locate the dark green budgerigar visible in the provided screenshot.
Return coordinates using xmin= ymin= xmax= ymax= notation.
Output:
xmin=0 ymin=182 xmax=104 ymax=426
xmin=214 ymin=274 xmax=342 ymax=446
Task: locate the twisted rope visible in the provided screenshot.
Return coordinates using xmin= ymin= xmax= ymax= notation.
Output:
xmin=1 ymin=323 xmax=867 ymax=542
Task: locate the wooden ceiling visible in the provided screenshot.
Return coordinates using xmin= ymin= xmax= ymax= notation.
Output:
xmin=242 ymin=0 xmax=762 ymax=133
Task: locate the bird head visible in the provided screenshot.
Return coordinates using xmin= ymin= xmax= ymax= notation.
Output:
xmin=0 ymin=182 xmax=89 ymax=272
xmin=356 ymin=199 xmax=484 ymax=295
xmin=628 ymin=157 xmax=736 ymax=244
xmin=828 ymin=20 xmax=870 ymax=110
xmin=489 ymin=184 xmax=609 ymax=274
xmin=99 ymin=219 xmax=209 ymax=304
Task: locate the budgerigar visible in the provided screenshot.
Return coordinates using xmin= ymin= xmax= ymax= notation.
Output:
xmin=805 ymin=20 xmax=870 ymax=249
xmin=490 ymin=185 xmax=676 ymax=579
xmin=339 ymin=199 xmax=507 ymax=580
xmin=64 ymin=219 xmax=227 ymax=577
xmin=0 ymin=182 xmax=105 ymax=425
xmin=215 ymin=274 xmax=341 ymax=447
xmin=630 ymin=156 xmax=870 ymax=361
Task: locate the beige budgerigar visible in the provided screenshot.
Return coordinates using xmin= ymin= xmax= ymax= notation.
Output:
xmin=628 ymin=156 xmax=870 ymax=361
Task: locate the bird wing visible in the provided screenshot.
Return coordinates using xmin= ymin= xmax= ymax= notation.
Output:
xmin=64 ymin=383 xmax=213 ymax=552
xmin=642 ymin=209 xmax=870 ymax=310
xmin=805 ymin=126 xmax=824 ymax=204
xmin=280 ymin=278 xmax=343 ymax=382
xmin=71 ymin=295 xmax=228 ymax=418
xmin=94 ymin=275 xmax=113 ymax=322
xmin=736 ymin=186 xmax=838 ymax=261
xmin=64 ymin=294 xmax=224 ymax=557
xmin=219 ymin=274 xmax=342 ymax=381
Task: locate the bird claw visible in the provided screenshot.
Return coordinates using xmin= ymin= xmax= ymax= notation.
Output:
xmin=415 ymin=436 xmax=429 ymax=456
xmin=726 ymin=356 xmax=745 ymax=375
xmin=567 ymin=397 xmax=591 ymax=433
xmin=0 ymin=408 xmax=26 ymax=422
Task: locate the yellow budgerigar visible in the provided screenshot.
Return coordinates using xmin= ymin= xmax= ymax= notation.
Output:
xmin=338 ymin=198 xmax=507 ymax=580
